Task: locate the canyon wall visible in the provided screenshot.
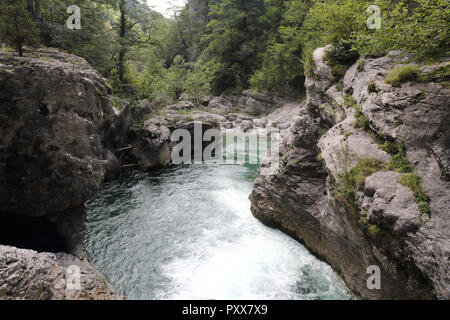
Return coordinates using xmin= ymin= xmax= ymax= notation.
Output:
xmin=250 ymin=47 xmax=449 ymax=299
xmin=0 ymin=49 xmax=125 ymax=299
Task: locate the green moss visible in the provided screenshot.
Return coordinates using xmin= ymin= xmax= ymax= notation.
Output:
xmin=357 ymin=59 xmax=367 ymax=72
xmin=343 ymin=131 xmax=351 ymax=140
xmin=418 ymin=64 xmax=450 ymax=86
xmin=368 ymin=224 xmax=381 ymax=236
xmin=385 ymin=65 xmax=421 ymax=87
xmin=368 ymin=81 xmax=378 ymax=93
xmin=344 ymin=94 xmax=357 ymax=109
xmin=398 ymin=173 xmax=431 ymax=217
xmin=177 ymin=109 xmax=190 ymax=115
xmin=380 ymin=140 xmax=412 ymax=173
xmin=336 ymin=158 xmax=388 ymax=203
xmin=353 ymin=104 xmax=370 ymax=131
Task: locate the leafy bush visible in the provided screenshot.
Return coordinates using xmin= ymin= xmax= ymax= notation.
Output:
xmin=354 ymin=0 xmax=450 ymax=60
xmin=381 ymin=140 xmax=412 ymax=173
xmin=323 ymin=45 xmax=358 ymax=78
xmin=185 ymin=62 xmax=212 ymax=107
xmin=419 ymin=64 xmax=450 ymax=86
xmin=336 ymin=155 xmax=387 ymax=205
xmin=398 ymin=173 xmax=431 ymax=217
xmin=385 ymin=65 xmax=421 ymax=87
xmin=353 ymin=104 xmax=370 ymax=131
xmin=368 ymin=81 xmax=378 ymax=93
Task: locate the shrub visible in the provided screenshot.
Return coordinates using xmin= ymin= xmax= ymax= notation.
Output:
xmin=419 ymin=64 xmax=450 ymax=86
xmin=336 ymin=156 xmax=387 ymax=203
xmin=344 ymin=94 xmax=357 ymax=109
xmin=353 ymin=0 xmax=450 ymax=60
xmin=368 ymin=81 xmax=378 ymax=93
xmin=385 ymin=65 xmax=421 ymax=87
xmin=368 ymin=224 xmax=381 ymax=236
xmin=323 ymin=45 xmax=357 ymax=78
xmin=353 ymin=104 xmax=370 ymax=131
xmin=381 ymin=140 xmax=412 ymax=173
xmin=398 ymin=173 xmax=431 ymax=217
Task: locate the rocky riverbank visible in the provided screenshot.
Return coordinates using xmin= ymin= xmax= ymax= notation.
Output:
xmin=0 ymin=49 xmax=128 ymax=299
xmin=250 ymin=47 xmax=450 ymax=299
xmin=0 ymin=48 xmax=300 ymax=299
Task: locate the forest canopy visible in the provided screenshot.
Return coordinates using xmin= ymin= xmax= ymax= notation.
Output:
xmin=0 ymin=0 xmax=448 ymax=104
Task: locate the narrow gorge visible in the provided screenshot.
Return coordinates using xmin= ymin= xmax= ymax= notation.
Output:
xmin=1 ymin=44 xmax=448 ymax=300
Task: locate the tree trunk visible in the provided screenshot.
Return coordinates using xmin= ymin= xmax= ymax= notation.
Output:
xmin=34 ymin=0 xmax=41 ymax=21
xmin=118 ymin=0 xmax=127 ymax=82
xmin=18 ymin=42 xmax=23 ymax=57
xmin=27 ymin=0 xmax=35 ymax=18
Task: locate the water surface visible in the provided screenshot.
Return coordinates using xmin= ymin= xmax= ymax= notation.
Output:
xmin=86 ymin=133 xmax=352 ymax=300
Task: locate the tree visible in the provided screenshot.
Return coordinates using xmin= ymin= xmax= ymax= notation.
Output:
xmin=115 ymin=0 xmax=154 ymax=82
xmin=250 ymin=0 xmax=310 ymax=93
xmin=0 ymin=0 xmax=40 ymax=57
xmin=201 ymin=0 xmax=267 ymax=92
xmin=185 ymin=64 xmax=212 ymax=107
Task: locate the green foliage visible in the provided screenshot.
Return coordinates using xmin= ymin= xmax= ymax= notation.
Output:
xmin=385 ymin=65 xmax=421 ymax=87
xmin=368 ymin=81 xmax=378 ymax=93
xmin=201 ymin=0 xmax=269 ymax=92
xmin=344 ymin=95 xmax=357 ymax=109
xmin=0 ymin=0 xmax=40 ymax=57
xmin=353 ymin=0 xmax=450 ymax=60
xmin=357 ymin=59 xmax=367 ymax=72
xmin=381 ymin=140 xmax=412 ymax=173
xmin=336 ymin=152 xmax=388 ymax=207
xmin=419 ymin=64 xmax=450 ymax=86
xmin=398 ymin=173 xmax=431 ymax=217
xmin=38 ymin=0 xmax=120 ymax=76
xmin=2 ymin=0 xmax=446 ymax=102
xmin=353 ymin=103 xmax=370 ymax=131
xmin=368 ymin=224 xmax=381 ymax=236
xmin=323 ymin=46 xmax=357 ymax=78
xmin=185 ymin=62 xmax=212 ymax=107
xmin=250 ymin=0 xmax=309 ymax=93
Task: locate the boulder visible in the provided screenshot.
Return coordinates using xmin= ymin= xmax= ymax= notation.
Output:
xmin=0 ymin=245 xmax=124 ymax=300
xmin=240 ymin=120 xmax=254 ymax=132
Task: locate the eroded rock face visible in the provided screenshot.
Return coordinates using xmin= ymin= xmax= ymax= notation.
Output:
xmin=224 ymin=90 xmax=286 ymax=116
xmin=0 ymin=49 xmax=125 ymax=299
xmin=0 ymin=245 xmax=123 ymax=300
xmin=0 ymin=50 xmax=122 ymax=217
xmin=250 ymin=47 xmax=449 ymax=299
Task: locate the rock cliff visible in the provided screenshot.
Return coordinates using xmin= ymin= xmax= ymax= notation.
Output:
xmin=250 ymin=47 xmax=449 ymax=299
xmin=0 ymin=49 xmax=125 ymax=299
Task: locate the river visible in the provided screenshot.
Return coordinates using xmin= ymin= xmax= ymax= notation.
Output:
xmin=86 ymin=131 xmax=352 ymax=300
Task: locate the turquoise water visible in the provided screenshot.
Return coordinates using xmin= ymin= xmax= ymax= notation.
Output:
xmin=86 ymin=133 xmax=352 ymax=300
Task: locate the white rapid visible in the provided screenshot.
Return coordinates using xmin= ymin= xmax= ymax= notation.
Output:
xmin=86 ymin=132 xmax=352 ymax=300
